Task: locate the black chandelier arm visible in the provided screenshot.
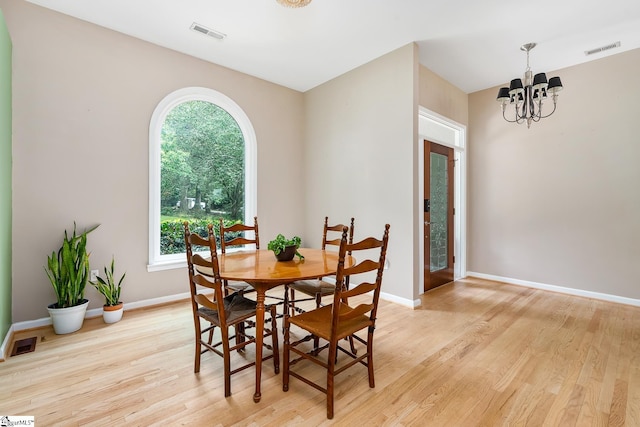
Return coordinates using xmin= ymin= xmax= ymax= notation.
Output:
xmin=516 ymin=100 xmax=529 ymax=122
xmin=501 ymin=108 xmax=526 ymax=124
xmin=539 ymin=97 xmax=559 ymax=119
xmin=501 ymin=104 xmax=521 ymax=123
xmin=529 ymin=114 xmax=542 ymax=124
xmin=528 ymin=90 xmax=536 ymax=119
xmin=501 ymin=88 xmax=559 ymax=125
xmin=501 ymin=110 xmax=518 ymax=123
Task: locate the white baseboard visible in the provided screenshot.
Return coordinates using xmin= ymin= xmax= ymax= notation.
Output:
xmin=123 ymin=291 xmax=191 ymax=311
xmin=466 ymin=271 xmax=640 ymax=308
xmin=10 ymin=291 xmax=192 ymax=333
xmin=380 ymin=291 xmax=421 ymax=309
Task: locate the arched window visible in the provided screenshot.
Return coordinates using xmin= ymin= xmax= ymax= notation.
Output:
xmin=148 ymin=87 xmax=257 ymax=271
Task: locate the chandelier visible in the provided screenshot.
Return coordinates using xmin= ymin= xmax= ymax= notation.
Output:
xmin=277 ymin=0 xmax=312 ymax=7
xmin=496 ymin=43 xmax=563 ymax=128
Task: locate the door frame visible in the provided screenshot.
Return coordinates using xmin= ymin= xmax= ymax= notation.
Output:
xmin=424 ymin=141 xmax=455 ymax=291
xmin=418 ymin=107 xmax=467 ymax=295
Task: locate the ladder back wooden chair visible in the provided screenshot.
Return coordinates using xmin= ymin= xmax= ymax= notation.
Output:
xmin=219 ymin=216 xmax=259 ymax=297
xmin=282 ymin=223 xmax=390 ymax=419
xmin=284 ymin=216 xmax=355 ymax=317
xmin=183 ymin=221 xmax=279 ymax=397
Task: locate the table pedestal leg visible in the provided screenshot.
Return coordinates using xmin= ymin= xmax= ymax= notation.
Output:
xmin=253 ymin=288 xmax=265 ymax=403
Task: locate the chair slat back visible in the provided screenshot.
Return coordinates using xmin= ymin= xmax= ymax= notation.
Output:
xmin=331 ymin=224 xmax=390 ymax=334
xmin=183 ymin=222 xmax=226 ymax=323
xmin=219 ymin=216 xmax=259 ymax=253
xmin=322 ymin=217 xmax=354 ymax=250
xmin=321 ymin=217 xmax=355 ymax=288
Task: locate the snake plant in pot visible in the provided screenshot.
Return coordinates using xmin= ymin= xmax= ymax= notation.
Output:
xmin=44 ymin=222 xmax=99 ymax=334
xmin=90 ymin=256 xmax=126 ymax=324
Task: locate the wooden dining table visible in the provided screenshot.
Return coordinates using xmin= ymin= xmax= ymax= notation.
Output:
xmin=200 ymin=247 xmax=353 ymax=403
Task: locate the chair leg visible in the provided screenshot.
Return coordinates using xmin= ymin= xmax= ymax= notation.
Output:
xmin=194 ymin=317 xmax=203 ymax=373
xmin=313 ymin=293 xmax=322 ymax=351
xmin=283 ymin=285 xmax=290 ymax=333
xmin=347 ymin=335 xmax=357 ymax=355
xmin=270 ymin=305 xmax=280 ymax=374
xmin=367 ymin=330 xmax=375 ymax=388
xmin=290 ymin=288 xmax=297 ymax=316
xmin=313 ymin=292 xmax=322 ymax=354
xmin=327 ymin=340 xmax=337 ymax=419
xmin=221 ymin=326 xmax=232 ymax=397
xmin=282 ymin=314 xmax=290 ymax=392
xmin=283 ymin=284 xmax=289 ymax=311
xmin=236 ymin=322 xmax=246 ymax=351
xmin=207 ymin=325 xmax=215 ymax=345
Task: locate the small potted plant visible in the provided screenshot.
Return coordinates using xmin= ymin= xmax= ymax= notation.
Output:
xmin=45 ymin=223 xmax=99 ymax=334
xmin=267 ymin=234 xmax=304 ymax=261
xmin=90 ymin=256 xmax=126 ymax=324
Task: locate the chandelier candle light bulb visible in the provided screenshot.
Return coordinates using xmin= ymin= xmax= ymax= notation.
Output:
xmin=496 ymin=43 xmax=563 ymax=128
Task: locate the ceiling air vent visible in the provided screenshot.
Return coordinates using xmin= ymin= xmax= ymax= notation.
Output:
xmin=190 ymin=22 xmax=226 ymax=40
xmin=584 ymin=41 xmax=620 ymax=56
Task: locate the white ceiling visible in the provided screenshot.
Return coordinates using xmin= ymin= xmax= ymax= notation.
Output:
xmin=24 ymin=0 xmax=640 ymax=94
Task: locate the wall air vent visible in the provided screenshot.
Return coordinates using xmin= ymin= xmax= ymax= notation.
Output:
xmin=190 ymin=22 xmax=226 ymax=40
xmin=584 ymin=41 xmax=620 ymax=56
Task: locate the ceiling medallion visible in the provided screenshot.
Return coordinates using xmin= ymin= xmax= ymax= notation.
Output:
xmin=277 ymin=0 xmax=312 ymax=8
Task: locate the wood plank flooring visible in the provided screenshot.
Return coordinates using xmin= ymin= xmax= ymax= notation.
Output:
xmin=2 ymin=277 xmax=639 ymax=426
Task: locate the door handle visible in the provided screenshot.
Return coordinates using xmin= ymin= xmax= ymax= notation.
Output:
xmin=424 ymin=221 xmax=431 ymax=226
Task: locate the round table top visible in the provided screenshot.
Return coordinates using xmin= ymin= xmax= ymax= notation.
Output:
xmin=217 ymin=248 xmax=351 ymax=284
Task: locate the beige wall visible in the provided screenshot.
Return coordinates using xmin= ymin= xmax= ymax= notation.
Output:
xmin=419 ymin=65 xmax=468 ymax=126
xmin=303 ymin=44 xmax=419 ymax=303
xmin=3 ymin=0 xmax=305 ymax=322
xmin=468 ymin=48 xmax=640 ymax=299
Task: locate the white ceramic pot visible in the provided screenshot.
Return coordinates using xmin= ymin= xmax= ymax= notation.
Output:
xmin=102 ymin=303 xmax=124 ymax=324
xmin=47 ymin=299 xmax=89 ymax=334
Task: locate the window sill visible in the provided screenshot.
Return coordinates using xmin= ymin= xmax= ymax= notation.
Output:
xmin=147 ymin=259 xmax=187 ymax=272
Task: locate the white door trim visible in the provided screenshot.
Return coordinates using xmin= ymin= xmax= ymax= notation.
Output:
xmin=418 ymin=107 xmax=467 ymax=295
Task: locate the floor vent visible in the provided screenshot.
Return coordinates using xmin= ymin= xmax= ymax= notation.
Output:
xmin=11 ymin=337 xmax=37 ymax=356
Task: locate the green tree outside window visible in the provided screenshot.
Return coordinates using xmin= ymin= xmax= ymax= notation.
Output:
xmin=160 ymin=101 xmax=245 ymax=254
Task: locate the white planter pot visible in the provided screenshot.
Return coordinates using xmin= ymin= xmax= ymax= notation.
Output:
xmin=102 ymin=303 xmax=124 ymax=324
xmin=47 ymin=299 xmax=89 ymax=334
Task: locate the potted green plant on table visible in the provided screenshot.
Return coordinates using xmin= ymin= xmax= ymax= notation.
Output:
xmin=45 ymin=223 xmax=99 ymax=334
xmin=91 ymin=256 xmax=126 ymax=324
xmin=267 ymin=234 xmax=305 ymax=261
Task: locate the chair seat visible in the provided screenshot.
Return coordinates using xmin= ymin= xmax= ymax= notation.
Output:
xmin=288 ymin=303 xmax=372 ymax=341
xmin=288 ymin=279 xmax=335 ymax=297
xmin=198 ymin=293 xmax=257 ymax=325
xmin=226 ymin=280 xmax=255 ymax=293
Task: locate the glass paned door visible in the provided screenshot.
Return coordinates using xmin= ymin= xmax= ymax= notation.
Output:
xmin=430 ymin=152 xmax=448 ymax=272
xmin=424 ymin=140 xmax=454 ymax=291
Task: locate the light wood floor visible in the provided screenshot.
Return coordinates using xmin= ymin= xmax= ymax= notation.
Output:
xmin=2 ymin=278 xmax=639 ymax=426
